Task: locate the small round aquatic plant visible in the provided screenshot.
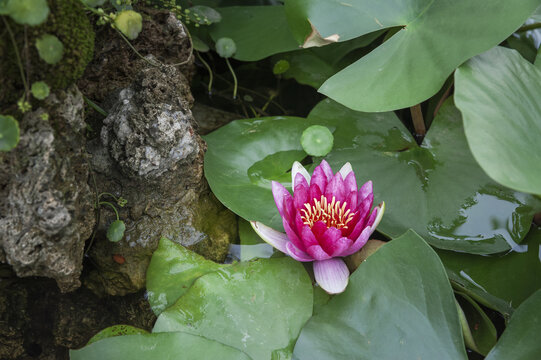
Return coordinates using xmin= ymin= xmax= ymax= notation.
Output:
xmin=251 ymin=160 xmax=384 ymax=294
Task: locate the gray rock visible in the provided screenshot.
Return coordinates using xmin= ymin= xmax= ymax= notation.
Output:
xmin=0 ymin=86 xmax=95 ymax=292
xmin=86 ymin=64 xmax=236 ymax=296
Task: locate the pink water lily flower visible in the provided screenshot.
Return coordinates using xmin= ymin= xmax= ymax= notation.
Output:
xmin=251 ymin=160 xmax=384 ymax=294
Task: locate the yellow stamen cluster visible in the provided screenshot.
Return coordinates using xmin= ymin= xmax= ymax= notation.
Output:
xmin=301 ymin=195 xmax=355 ymax=230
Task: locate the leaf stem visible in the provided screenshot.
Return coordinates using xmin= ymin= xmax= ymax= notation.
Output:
xmin=410 ymin=104 xmax=426 ymax=136
xmin=196 ymin=51 xmax=213 ymax=95
xmin=2 ymin=16 xmax=29 ymax=95
xmin=98 ymin=201 xmax=120 ymax=220
xmin=225 ymin=57 xmax=237 ymax=100
xmin=517 ymin=22 xmax=541 ymax=32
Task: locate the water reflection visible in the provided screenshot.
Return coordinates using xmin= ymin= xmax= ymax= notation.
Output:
xmin=429 ymin=190 xmax=532 ymax=253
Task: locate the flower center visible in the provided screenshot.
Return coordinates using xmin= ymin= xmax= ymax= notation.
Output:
xmin=301 ymin=195 xmax=355 ymax=230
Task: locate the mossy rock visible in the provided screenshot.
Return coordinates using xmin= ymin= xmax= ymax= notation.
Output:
xmin=0 ymin=0 xmax=95 ymax=106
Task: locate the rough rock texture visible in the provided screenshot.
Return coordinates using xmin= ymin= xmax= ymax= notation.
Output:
xmin=0 ymin=268 xmax=156 ymax=360
xmin=78 ymin=9 xmax=193 ymax=105
xmin=0 ymin=86 xmax=95 ymax=292
xmin=85 ymin=63 xmax=237 ymax=296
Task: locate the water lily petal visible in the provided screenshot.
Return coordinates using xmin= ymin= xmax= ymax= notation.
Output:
xmin=311 ymin=165 xmax=328 ymax=194
xmin=250 ymin=221 xmax=289 ymax=253
xmin=341 ymin=226 xmax=371 ymax=256
xmin=306 ymin=244 xmax=332 ymax=261
xmin=301 ymin=225 xmax=319 ymax=247
xmin=292 ymin=161 xmax=310 ymax=186
xmin=357 ymin=180 xmax=373 ymax=207
xmin=357 ymin=193 xmax=374 ymax=220
xmin=282 ymin=195 xmax=296 ymax=225
xmin=319 ymin=227 xmax=342 ymax=254
xmin=272 ymin=181 xmax=292 ymax=219
xmin=286 ymin=241 xmax=314 ymax=262
xmin=310 ymin=221 xmax=328 ymax=241
xmin=368 ymin=202 xmax=385 ymax=233
xmin=344 ymin=171 xmax=358 ymax=194
xmin=293 ymin=172 xmax=309 ymax=192
xmin=345 ymin=191 xmax=358 ymax=213
xmin=318 ymin=159 xmax=334 ymax=182
xmin=309 ymin=183 xmax=322 ymax=204
xmin=313 ymin=258 xmax=350 ymax=294
xmin=325 ymin=173 xmax=346 ymax=203
xmin=338 ymin=162 xmax=353 ymax=179
xmin=294 ymin=182 xmax=309 ymax=210
xmin=283 ymin=217 xmax=306 ymax=252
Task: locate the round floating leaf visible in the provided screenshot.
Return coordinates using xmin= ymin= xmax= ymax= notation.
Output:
xmin=0 ymin=115 xmax=20 ymax=152
xmin=204 ymin=99 xmax=540 ymax=254
xmin=146 ymin=238 xmax=224 ymax=315
xmin=215 ymin=37 xmax=236 ymax=58
xmin=209 ymin=6 xmax=299 ymax=61
xmin=87 ymin=325 xmax=148 ymax=346
xmin=273 ymin=59 xmax=290 ymax=75
xmin=300 ymin=125 xmax=333 ymax=156
xmin=70 ymin=331 xmax=251 ymax=360
xmin=30 ymin=81 xmax=50 ymax=100
xmin=485 ymin=290 xmax=541 ymax=360
xmin=35 ymin=34 xmax=64 ymax=65
xmin=7 ymin=0 xmax=49 ymax=26
xmin=152 ymin=257 xmax=313 ymax=360
xmin=188 ymin=5 xmax=222 ymax=25
xmin=114 ymin=10 xmax=143 ymax=40
xmin=106 ymin=220 xmax=125 ymax=242
xmin=285 ymin=0 xmax=539 ymax=111
xmin=438 ymin=225 xmax=541 ymax=315
xmin=294 ymin=230 xmax=467 ymax=360
xmin=455 ymin=46 xmax=541 ymax=195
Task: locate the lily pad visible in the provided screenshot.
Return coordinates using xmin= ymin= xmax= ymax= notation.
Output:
xmin=437 ymin=225 xmax=541 ymax=315
xmin=485 ymin=289 xmax=541 ymax=360
xmin=152 ymin=257 xmax=313 ymax=360
xmin=0 ymin=115 xmax=20 ymax=152
xmin=209 ymin=6 xmax=299 ymax=61
xmin=146 ymin=238 xmax=224 ymax=315
xmin=455 ymin=46 xmax=541 ymax=195
xmin=204 ymin=99 xmax=540 ymax=254
xmin=70 ymin=331 xmax=251 ymax=360
xmin=284 ymin=0 xmax=539 ymax=111
xmin=293 ymin=230 xmax=467 ymax=360
xmin=272 ymin=31 xmax=383 ymax=88
xmin=300 ymin=125 xmax=333 ymax=156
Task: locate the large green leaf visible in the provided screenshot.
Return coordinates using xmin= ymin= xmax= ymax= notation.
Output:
xmin=455 ymin=46 xmax=541 ymax=195
xmin=152 ymin=257 xmax=313 ymax=360
xmin=204 ymin=99 xmax=540 ymax=254
xmin=209 ymin=6 xmax=299 ymax=61
xmin=485 ymin=290 xmax=541 ymax=360
xmin=70 ymin=331 xmax=251 ymax=360
xmin=438 ymin=225 xmax=541 ymax=315
xmin=272 ymin=31 xmax=382 ymax=88
xmin=284 ymin=0 xmax=539 ymax=111
xmin=293 ymin=230 xmax=467 ymax=360
xmin=146 ymin=238 xmax=224 ymax=315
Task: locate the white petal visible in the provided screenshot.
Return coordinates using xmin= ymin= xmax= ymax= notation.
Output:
xmin=250 ymin=221 xmax=289 ymax=253
xmin=370 ymin=201 xmax=385 ymax=234
xmin=313 ymin=258 xmax=350 ymax=294
xmin=338 ymin=162 xmax=353 ymax=180
xmin=291 ymin=161 xmax=311 ymax=186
